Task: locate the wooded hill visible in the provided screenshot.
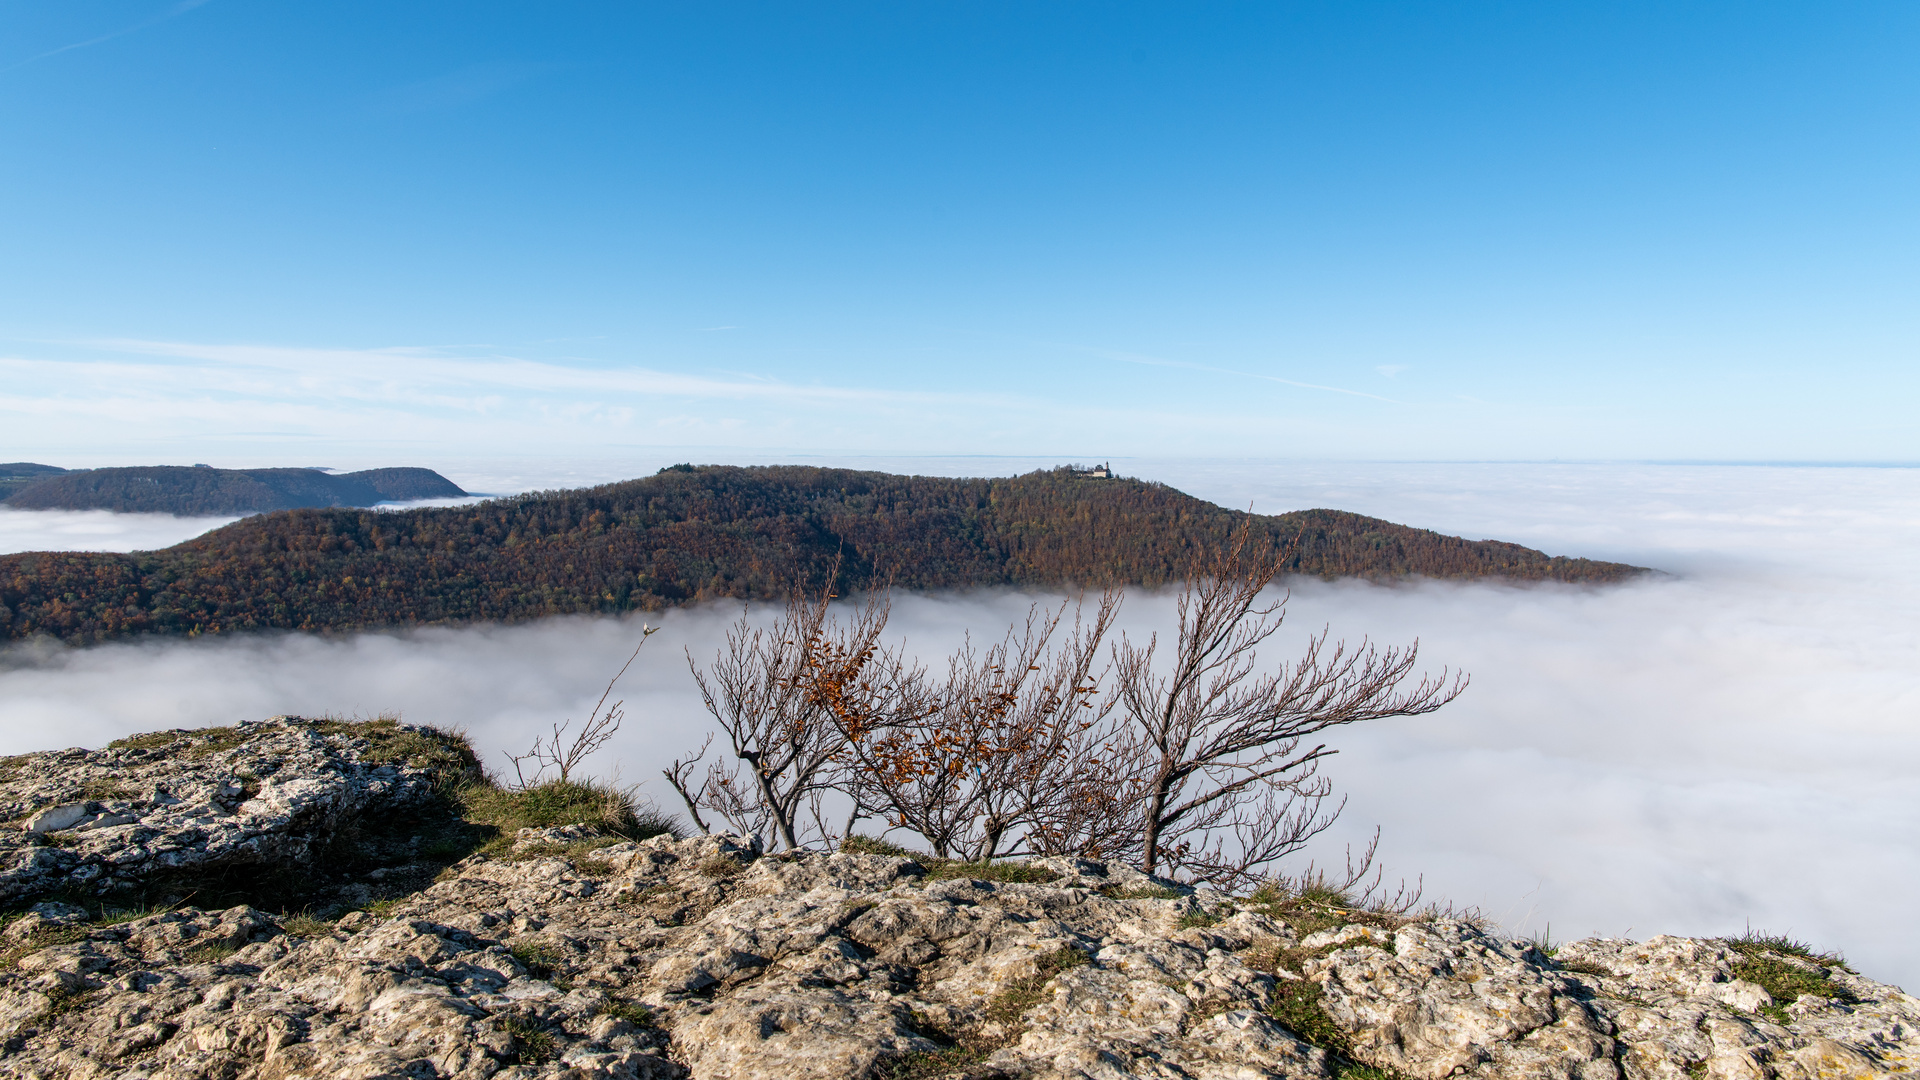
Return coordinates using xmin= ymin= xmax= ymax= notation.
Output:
xmin=0 ymin=465 xmax=1644 ymax=644
xmin=1 ymin=465 xmax=466 ymax=515
xmin=0 ymin=463 xmax=68 ymax=502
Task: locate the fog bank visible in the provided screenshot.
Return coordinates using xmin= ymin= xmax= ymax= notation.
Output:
xmin=1 ymin=462 xmax=1915 ymax=989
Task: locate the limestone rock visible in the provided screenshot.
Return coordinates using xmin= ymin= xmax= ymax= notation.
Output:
xmin=0 ymin=826 xmax=1912 ymax=1080
xmin=0 ymin=722 xmax=1913 ymax=1079
xmin=0 ymin=716 xmax=465 ymax=910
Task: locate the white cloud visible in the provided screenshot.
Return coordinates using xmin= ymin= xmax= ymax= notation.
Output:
xmin=0 ymin=507 xmax=240 ymax=555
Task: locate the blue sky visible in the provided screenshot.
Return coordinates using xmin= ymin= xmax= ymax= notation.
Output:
xmin=2 ymin=2 xmax=1916 ymax=464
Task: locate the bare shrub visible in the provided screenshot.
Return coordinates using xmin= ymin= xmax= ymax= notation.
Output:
xmin=1090 ymin=532 xmax=1466 ymax=889
xmin=665 ymin=587 xmax=914 ymax=851
xmin=665 ymin=532 xmax=1465 ymax=885
xmin=505 ymin=626 xmax=658 ymax=788
xmin=813 ymin=594 xmax=1119 ymax=861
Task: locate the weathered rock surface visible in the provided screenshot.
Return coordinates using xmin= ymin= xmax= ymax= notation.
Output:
xmin=0 ymin=716 xmax=467 ymax=911
xmin=0 ymin=827 xmax=1913 ymax=1080
xmin=0 ymin=723 xmax=1912 ymax=1079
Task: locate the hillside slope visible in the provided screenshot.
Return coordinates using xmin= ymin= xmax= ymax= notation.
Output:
xmin=0 ymin=465 xmax=1643 ymax=643
xmin=0 ymin=462 xmax=67 ymax=501
xmin=3 ymin=465 xmax=466 ymax=514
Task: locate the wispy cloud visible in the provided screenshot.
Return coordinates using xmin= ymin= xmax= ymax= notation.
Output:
xmin=2 ymin=1 xmax=213 ymax=74
xmin=71 ymin=339 xmax=1026 ymax=409
xmin=0 ymin=337 xmax=1416 ymax=459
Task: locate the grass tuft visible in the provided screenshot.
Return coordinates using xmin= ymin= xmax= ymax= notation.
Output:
xmin=1557 ymin=959 xmax=1611 ymax=978
xmin=1179 ymin=908 xmax=1224 ymax=930
xmin=185 ymin=941 xmax=239 ymax=964
xmin=40 ymin=984 xmax=94 ymax=1022
xmin=510 ymin=940 xmax=566 ymax=982
xmin=922 ymin=860 xmax=1060 ymax=884
xmin=983 ymin=944 xmax=1089 ymax=1026
xmin=1242 ymin=879 xmax=1403 ymax=937
xmin=107 ymin=730 xmax=184 ymax=752
xmin=1269 ymin=976 xmax=1351 ymax=1056
xmin=281 ymin=913 xmax=334 ymax=938
xmin=500 ymin=1014 xmax=559 ymax=1065
xmin=1723 ymin=930 xmax=1850 ymax=972
xmin=78 ymin=778 xmax=137 ymax=801
xmin=458 ymin=779 xmax=679 ymax=841
xmin=1719 ymin=930 xmax=1855 ymax=1022
xmin=696 ymin=855 xmax=747 ymax=879
xmin=599 ymin=998 xmax=654 ymax=1026
xmin=0 ymin=927 xmax=89 ymax=972
xmin=840 ymin=834 xmax=921 ymax=858
xmin=1101 ymin=884 xmax=1185 ymax=900
xmin=497 ymin=838 xmax=625 ymax=876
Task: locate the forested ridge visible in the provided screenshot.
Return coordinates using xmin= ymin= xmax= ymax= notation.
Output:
xmin=2 ymin=465 xmax=465 ymax=514
xmin=0 ymin=465 xmax=1644 ymax=643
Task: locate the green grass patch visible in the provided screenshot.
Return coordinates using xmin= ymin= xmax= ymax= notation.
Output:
xmin=696 ymin=855 xmax=746 ymax=879
xmin=40 ymin=984 xmax=94 ymax=1022
xmin=457 ymin=779 xmax=678 ymax=841
xmin=0 ymin=926 xmax=88 ymax=972
xmin=281 ymin=913 xmax=334 ymax=938
xmin=1269 ymin=976 xmax=1351 ymax=1055
xmin=185 ymin=941 xmax=239 ymax=964
xmin=922 ymin=860 xmax=1060 ymax=884
xmin=107 ymin=730 xmax=184 ymax=752
xmin=78 ymin=778 xmax=137 ymax=801
xmin=1557 ymin=960 xmax=1611 ymax=978
xmin=840 ymin=834 xmax=919 ymax=858
xmin=1733 ymin=956 xmax=1854 ymax=1020
xmin=313 ymin=714 xmax=486 ymax=791
xmin=499 ymin=838 xmax=623 ymax=876
xmin=1719 ymin=930 xmax=1855 ymax=1022
xmin=840 ymin=835 xmax=1062 ymax=884
xmin=883 ymin=1046 xmax=990 ymax=1079
xmin=99 ymin=904 xmax=179 ymax=926
xmin=500 ymin=1014 xmax=559 ymax=1066
xmin=1242 ymin=880 xmax=1402 ymax=938
xmin=510 ymin=940 xmax=566 ymax=982
xmin=983 ymin=944 xmax=1089 ymax=1026
xmin=107 ymin=724 xmax=255 ymax=759
xmin=599 ymin=999 xmax=653 ymax=1026
xmin=1101 ymin=884 xmax=1185 ymax=900
xmin=1179 ymin=909 xmax=1224 ymax=930
xmin=1723 ymin=931 xmax=1851 ymax=972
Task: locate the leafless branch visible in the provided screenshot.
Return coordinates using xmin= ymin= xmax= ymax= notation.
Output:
xmin=504 ymin=624 xmax=660 ymax=788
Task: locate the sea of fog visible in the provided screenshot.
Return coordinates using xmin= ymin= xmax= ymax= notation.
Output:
xmin=1 ymin=460 xmax=1916 ymax=989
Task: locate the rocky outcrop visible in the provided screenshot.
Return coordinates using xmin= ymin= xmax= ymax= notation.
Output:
xmin=0 ymin=716 xmax=477 ymax=913
xmin=0 ymin=827 xmax=1913 ymax=1080
xmin=0 ymin=723 xmax=1911 ymax=1079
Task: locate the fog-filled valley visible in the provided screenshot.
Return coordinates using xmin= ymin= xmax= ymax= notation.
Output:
xmin=1 ymin=459 xmax=1915 ymax=988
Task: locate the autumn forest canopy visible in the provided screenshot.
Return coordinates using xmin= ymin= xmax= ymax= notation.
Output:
xmin=0 ymin=465 xmax=1644 ymax=644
